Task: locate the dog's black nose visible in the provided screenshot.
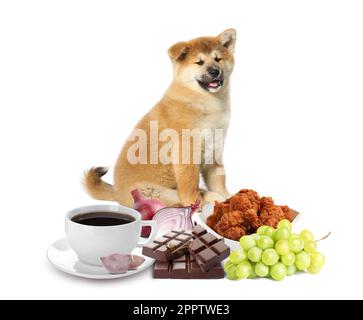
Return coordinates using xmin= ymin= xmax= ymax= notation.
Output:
xmin=207 ymin=67 xmax=220 ymax=78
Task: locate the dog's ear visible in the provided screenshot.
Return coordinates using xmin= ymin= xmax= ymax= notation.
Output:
xmin=168 ymin=41 xmax=189 ymax=62
xmin=217 ymin=29 xmax=236 ymax=53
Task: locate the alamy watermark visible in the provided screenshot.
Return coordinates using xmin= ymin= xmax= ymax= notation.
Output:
xmin=127 ymin=121 xmax=225 ymax=166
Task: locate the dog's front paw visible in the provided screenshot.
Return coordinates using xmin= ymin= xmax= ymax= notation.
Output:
xmin=203 ymin=191 xmax=228 ymax=205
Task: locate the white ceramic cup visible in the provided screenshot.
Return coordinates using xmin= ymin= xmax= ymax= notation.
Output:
xmin=65 ymin=204 xmax=157 ymax=266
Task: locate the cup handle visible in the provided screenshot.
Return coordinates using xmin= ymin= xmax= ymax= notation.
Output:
xmin=137 ymin=220 xmax=158 ymax=248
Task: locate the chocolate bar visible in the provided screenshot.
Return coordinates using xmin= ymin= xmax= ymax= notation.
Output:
xmin=142 ymin=229 xmax=192 ymax=262
xmin=189 ymin=225 xmax=230 ymax=272
xmin=153 ymin=253 xmax=224 ymax=279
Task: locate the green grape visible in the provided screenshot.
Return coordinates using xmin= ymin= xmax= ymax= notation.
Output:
xmin=248 ymin=263 xmax=257 ymax=279
xmin=307 ymin=264 xmax=322 ymax=274
xmin=240 ymin=235 xmax=256 ymax=251
xmin=286 ymin=264 xmax=297 ymax=276
xmin=257 ymin=226 xmax=268 ymax=235
xmin=262 ymin=249 xmax=279 ymax=266
xmin=223 ymin=260 xmax=234 ymax=273
xmin=257 ymin=236 xmax=274 ymax=250
xmin=300 ymin=229 xmax=314 ymax=242
xmin=304 ymin=241 xmax=317 ymax=253
xmin=275 ymin=240 xmax=290 ymax=255
xmin=270 ymin=262 xmax=287 ymax=281
xmin=274 ymin=227 xmax=291 ymax=241
xmin=277 ymin=219 xmax=292 ymax=231
xmin=226 ymin=265 xmax=238 ymax=280
xmin=229 ymin=249 xmax=247 ymax=264
xmin=310 ymin=252 xmax=325 ymax=268
xmin=255 ymin=262 xmax=269 ymax=277
xmin=281 ymin=252 xmax=296 ymax=266
xmin=236 ymin=261 xmax=252 ymax=279
xmin=289 ymin=237 xmax=304 ymax=253
xmin=295 ymin=251 xmax=311 ymax=271
xmin=263 ymin=226 xmax=275 ymax=238
xmin=251 ymin=233 xmax=260 ymax=242
xmin=290 ymin=233 xmax=300 ymax=239
xmin=248 ymin=247 xmax=263 ymax=262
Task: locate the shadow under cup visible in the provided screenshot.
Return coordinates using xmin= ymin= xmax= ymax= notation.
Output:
xmin=65 ymin=205 xmax=157 ymax=266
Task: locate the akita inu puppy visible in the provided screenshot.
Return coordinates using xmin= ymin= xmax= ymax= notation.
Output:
xmin=84 ymin=29 xmax=236 ymax=207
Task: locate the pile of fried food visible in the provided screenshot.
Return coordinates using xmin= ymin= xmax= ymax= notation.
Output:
xmin=207 ymin=189 xmax=292 ymax=241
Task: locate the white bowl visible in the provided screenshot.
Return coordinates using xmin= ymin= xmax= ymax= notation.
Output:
xmin=193 ymin=204 xmax=301 ymax=251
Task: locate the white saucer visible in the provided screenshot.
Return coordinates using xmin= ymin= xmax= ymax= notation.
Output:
xmin=47 ymin=237 xmax=155 ymax=280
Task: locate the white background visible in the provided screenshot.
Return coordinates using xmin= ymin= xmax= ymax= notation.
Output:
xmin=0 ymin=0 xmax=362 ymax=300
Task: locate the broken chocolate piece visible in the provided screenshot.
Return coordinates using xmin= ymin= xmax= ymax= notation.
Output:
xmin=153 ymin=253 xmax=224 ymax=279
xmin=142 ymin=229 xmax=192 ymax=262
xmin=189 ymin=225 xmax=230 ymax=272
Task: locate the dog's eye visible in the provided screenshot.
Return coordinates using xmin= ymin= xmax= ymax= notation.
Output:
xmin=195 ymin=60 xmax=204 ymax=66
xmin=215 ymin=57 xmax=222 ymax=63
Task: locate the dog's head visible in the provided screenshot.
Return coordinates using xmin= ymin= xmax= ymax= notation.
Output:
xmin=168 ymin=29 xmax=236 ymax=94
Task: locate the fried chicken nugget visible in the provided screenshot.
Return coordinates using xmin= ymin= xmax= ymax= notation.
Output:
xmin=260 ymin=196 xmax=275 ymax=208
xmin=259 ymin=196 xmax=287 ymax=228
xmin=214 ymin=211 xmax=247 ymax=240
xmin=214 ymin=210 xmax=243 ymax=230
xmin=280 ymin=205 xmax=292 ymax=221
xmin=206 ymin=201 xmax=231 ymax=228
xmin=213 ymin=209 xmax=261 ymax=240
xmin=238 ymin=189 xmax=261 ymax=204
xmin=240 ymin=208 xmax=262 ymax=232
xmin=230 ymin=189 xmax=260 ymax=212
xmin=206 ymin=190 xmax=293 ymax=241
xmin=217 ymin=226 xmax=246 ymax=241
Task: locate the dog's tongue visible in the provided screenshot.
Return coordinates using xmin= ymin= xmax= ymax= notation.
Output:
xmin=208 ymin=81 xmax=219 ymax=88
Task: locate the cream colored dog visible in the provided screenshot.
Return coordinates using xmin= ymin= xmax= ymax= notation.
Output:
xmin=84 ymin=29 xmax=236 ymax=207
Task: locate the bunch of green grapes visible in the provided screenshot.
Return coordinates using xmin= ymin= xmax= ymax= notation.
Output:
xmin=224 ymin=220 xmax=325 ymax=281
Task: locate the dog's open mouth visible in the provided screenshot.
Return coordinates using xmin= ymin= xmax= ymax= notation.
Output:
xmin=198 ymin=78 xmax=224 ymax=92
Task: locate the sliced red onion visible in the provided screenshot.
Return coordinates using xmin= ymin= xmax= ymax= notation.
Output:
xmin=100 ymin=254 xmax=131 ymax=274
xmin=129 ymin=255 xmax=145 ymax=270
xmin=152 ymin=200 xmax=201 ymax=235
xmin=131 ymin=189 xmax=166 ymax=237
xmin=100 ymin=254 xmax=146 ymax=274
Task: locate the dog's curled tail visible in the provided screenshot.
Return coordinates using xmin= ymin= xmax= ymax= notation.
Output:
xmin=83 ymin=167 xmax=115 ymax=201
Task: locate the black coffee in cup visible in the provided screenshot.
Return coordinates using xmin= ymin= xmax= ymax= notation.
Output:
xmin=71 ymin=212 xmax=135 ymax=226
